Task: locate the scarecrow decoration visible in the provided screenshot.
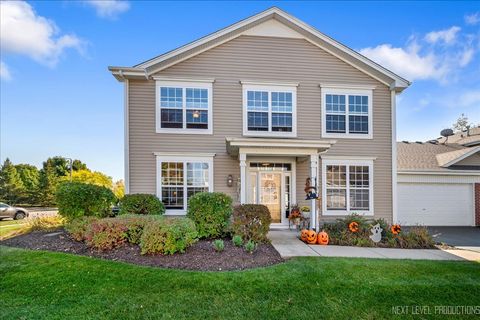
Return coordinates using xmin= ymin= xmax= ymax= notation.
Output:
xmin=304 ymin=177 xmax=318 ymax=200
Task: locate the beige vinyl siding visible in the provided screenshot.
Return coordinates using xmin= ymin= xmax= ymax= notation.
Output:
xmin=129 ymin=35 xmax=393 ymax=221
xmin=455 ymin=153 xmax=480 ymax=166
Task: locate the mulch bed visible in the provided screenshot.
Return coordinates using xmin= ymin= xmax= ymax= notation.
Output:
xmin=0 ymin=230 xmax=284 ymax=271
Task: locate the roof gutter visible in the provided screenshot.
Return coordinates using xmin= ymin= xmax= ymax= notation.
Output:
xmin=108 ymin=66 xmax=148 ymax=82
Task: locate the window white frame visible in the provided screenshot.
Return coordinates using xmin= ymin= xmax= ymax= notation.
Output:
xmin=242 ymin=84 xmax=297 ymax=137
xmin=322 ymin=159 xmax=374 ymax=216
xmin=156 ymin=154 xmax=214 ymax=215
xmin=155 ymin=80 xmax=213 ymax=134
xmin=321 ymin=88 xmax=373 ymax=139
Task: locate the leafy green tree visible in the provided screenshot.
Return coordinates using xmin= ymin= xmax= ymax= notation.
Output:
xmin=72 ymin=159 xmax=88 ymax=171
xmin=15 ymin=164 xmax=40 ymax=204
xmin=0 ymin=158 xmax=25 ymax=205
xmin=38 ymin=161 xmax=60 ymax=206
xmin=113 ymin=180 xmax=125 ymax=199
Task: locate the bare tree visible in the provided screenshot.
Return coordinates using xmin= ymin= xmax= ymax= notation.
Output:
xmin=452 ymin=113 xmax=471 ymax=133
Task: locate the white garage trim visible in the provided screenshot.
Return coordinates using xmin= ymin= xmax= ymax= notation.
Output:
xmin=398 ymin=173 xmax=480 ymax=184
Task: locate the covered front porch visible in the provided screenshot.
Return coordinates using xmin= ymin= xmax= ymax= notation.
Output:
xmin=226 ymin=137 xmax=336 ymax=230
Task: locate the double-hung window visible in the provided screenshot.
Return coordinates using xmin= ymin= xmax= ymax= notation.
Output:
xmin=242 ymin=84 xmax=297 ymax=137
xmin=321 ymin=87 xmax=373 ymax=138
xmin=156 ymin=80 xmax=213 ymax=134
xmin=322 ymin=159 xmax=373 ymax=215
xmin=156 ymin=154 xmax=214 ymax=215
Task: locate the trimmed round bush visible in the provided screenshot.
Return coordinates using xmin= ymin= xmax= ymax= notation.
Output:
xmin=56 ymin=182 xmax=116 ymax=220
xmin=119 ymin=194 xmax=165 ymax=215
xmin=140 ymin=217 xmax=198 ymax=255
xmin=231 ymin=204 xmax=271 ymax=242
xmin=186 ymin=192 xmax=233 ymax=238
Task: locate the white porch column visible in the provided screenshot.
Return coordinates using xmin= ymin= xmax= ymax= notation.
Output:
xmin=239 ymin=153 xmax=247 ymax=204
xmin=310 ymin=153 xmax=318 ymax=230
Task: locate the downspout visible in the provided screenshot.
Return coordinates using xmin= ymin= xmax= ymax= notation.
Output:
xmin=391 ymin=89 xmax=397 ymax=224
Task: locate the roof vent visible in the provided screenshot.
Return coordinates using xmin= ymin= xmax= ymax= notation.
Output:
xmin=415 ymin=141 xmax=423 ymax=144
xmin=428 ymin=140 xmax=438 ymax=144
xmin=402 ymin=140 xmax=409 ymax=144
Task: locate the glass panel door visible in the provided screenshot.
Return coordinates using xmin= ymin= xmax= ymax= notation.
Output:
xmin=260 ymin=172 xmax=282 ymax=223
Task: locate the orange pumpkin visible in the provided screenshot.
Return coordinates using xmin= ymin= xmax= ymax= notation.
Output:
xmin=391 ymin=224 xmax=401 ymax=235
xmin=317 ymin=231 xmax=329 ymax=245
xmin=306 ymin=230 xmax=317 ymax=244
xmin=349 ymin=221 xmax=359 ymax=233
xmin=300 ymin=229 xmax=308 ymax=242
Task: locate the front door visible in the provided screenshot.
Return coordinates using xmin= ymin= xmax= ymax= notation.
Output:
xmin=259 ymin=172 xmax=282 ymax=223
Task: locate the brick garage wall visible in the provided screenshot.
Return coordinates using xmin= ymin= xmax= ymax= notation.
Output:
xmin=475 ymin=184 xmax=480 ymax=226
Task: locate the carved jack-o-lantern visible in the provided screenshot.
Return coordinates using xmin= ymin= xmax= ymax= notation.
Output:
xmin=300 ymin=229 xmax=308 ymax=242
xmin=349 ymin=221 xmax=359 ymax=233
xmin=306 ymin=230 xmax=317 ymax=244
xmin=391 ymin=224 xmax=401 ymax=235
xmin=317 ymin=231 xmax=329 ymax=245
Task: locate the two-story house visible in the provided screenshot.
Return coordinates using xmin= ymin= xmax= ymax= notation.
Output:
xmin=109 ymin=7 xmax=410 ymax=230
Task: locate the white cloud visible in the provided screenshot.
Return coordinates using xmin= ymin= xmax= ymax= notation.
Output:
xmin=0 ymin=1 xmax=84 ymax=67
xmin=84 ymin=0 xmax=130 ymax=19
xmin=425 ymin=26 xmax=460 ymax=45
xmin=465 ymin=12 xmax=480 ymax=25
xmin=0 ymin=61 xmax=11 ymax=81
xmin=360 ymin=27 xmax=478 ymax=83
xmin=459 ymin=90 xmax=480 ymax=107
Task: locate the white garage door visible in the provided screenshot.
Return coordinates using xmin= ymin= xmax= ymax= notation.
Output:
xmin=398 ymin=183 xmax=474 ymax=226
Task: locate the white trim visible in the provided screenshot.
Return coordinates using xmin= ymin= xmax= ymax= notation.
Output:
xmin=321 ymin=159 xmax=374 ymax=216
xmin=320 ymin=155 xmax=377 ymax=161
xmin=153 ymin=152 xmax=216 ymax=157
xmin=440 ymin=146 xmax=480 ymax=167
xmin=131 ymin=8 xmax=409 ymax=90
xmin=398 ymin=170 xmax=480 ymax=176
xmin=240 ymin=80 xmax=299 ymax=87
xmin=321 ymin=87 xmax=373 ymax=139
xmin=320 ymin=83 xmax=377 ymax=90
xmin=124 ymin=79 xmax=129 ymax=194
xmin=156 ymin=154 xmax=214 ymax=215
xmin=242 ymin=84 xmax=297 ymax=138
xmin=152 ymin=76 xmax=215 ymax=83
xmin=155 ymin=80 xmax=213 ymax=134
xmin=391 ymin=90 xmax=397 ymax=223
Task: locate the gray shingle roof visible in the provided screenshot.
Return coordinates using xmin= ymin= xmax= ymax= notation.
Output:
xmin=436 ymin=127 xmax=480 ymax=146
xmin=397 ymin=142 xmax=480 ymax=172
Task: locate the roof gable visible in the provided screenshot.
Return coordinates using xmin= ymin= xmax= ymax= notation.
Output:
xmin=109 ymin=7 xmax=410 ymax=91
xmin=437 ymin=146 xmax=480 ymax=167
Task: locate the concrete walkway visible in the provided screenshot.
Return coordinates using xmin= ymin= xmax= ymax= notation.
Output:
xmin=268 ymin=230 xmax=480 ymax=261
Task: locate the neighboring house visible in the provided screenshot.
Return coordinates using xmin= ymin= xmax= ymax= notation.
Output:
xmin=109 ymin=7 xmax=410 ymax=230
xmin=397 ymin=139 xmax=480 ymax=227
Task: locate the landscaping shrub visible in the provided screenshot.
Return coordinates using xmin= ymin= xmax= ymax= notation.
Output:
xmin=232 ymin=235 xmax=243 ymax=247
xmin=244 ymin=240 xmax=256 ymax=253
xmin=140 ymin=218 xmax=198 ymax=255
xmin=65 ymin=216 xmax=99 ymax=241
xmin=28 ymin=216 xmax=65 ymax=231
xmin=119 ymin=194 xmax=165 ymax=215
xmin=396 ymin=227 xmax=435 ymax=249
xmin=186 ymin=192 xmax=232 ymax=238
xmin=231 ymin=204 xmax=271 ymax=242
xmin=56 ymin=182 xmax=116 ymax=220
xmin=85 ymin=218 xmax=129 ymax=250
xmin=213 ymin=239 xmax=225 ymax=252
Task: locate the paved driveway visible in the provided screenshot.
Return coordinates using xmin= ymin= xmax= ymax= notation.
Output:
xmin=427 ymin=227 xmax=480 ymax=253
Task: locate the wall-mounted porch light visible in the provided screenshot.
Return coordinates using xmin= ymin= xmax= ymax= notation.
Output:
xmin=227 ymin=174 xmax=234 ymax=187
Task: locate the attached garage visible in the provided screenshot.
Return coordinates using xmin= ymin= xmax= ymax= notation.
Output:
xmin=398 ymin=182 xmax=475 ymax=226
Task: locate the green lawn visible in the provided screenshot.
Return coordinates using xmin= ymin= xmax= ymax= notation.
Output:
xmin=1 ymin=246 xmax=479 ymax=319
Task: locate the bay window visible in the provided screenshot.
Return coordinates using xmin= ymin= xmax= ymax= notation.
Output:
xmin=322 ymin=159 xmax=373 ymax=215
xmin=156 ymin=80 xmax=213 ymax=134
xmin=156 ymin=154 xmax=214 ymax=214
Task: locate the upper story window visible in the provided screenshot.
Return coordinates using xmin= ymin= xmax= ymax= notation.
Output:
xmin=156 ymin=80 xmax=213 ymax=134
xmin=242 ymin=83 xmax=297 ymax=137
xmin=321 ymin=87 xmax=373 ymax=139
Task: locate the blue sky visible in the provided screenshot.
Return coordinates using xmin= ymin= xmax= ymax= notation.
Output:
xmin=1 ymin=1 xmax=479 ymax=180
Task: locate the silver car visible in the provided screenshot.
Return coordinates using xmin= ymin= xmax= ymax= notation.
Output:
xmin=0 ymin=202 xmax=29 ymax=220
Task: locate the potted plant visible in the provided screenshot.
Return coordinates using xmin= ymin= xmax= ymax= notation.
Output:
xmin=288 ymin=204 xmax=302 ymax=226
